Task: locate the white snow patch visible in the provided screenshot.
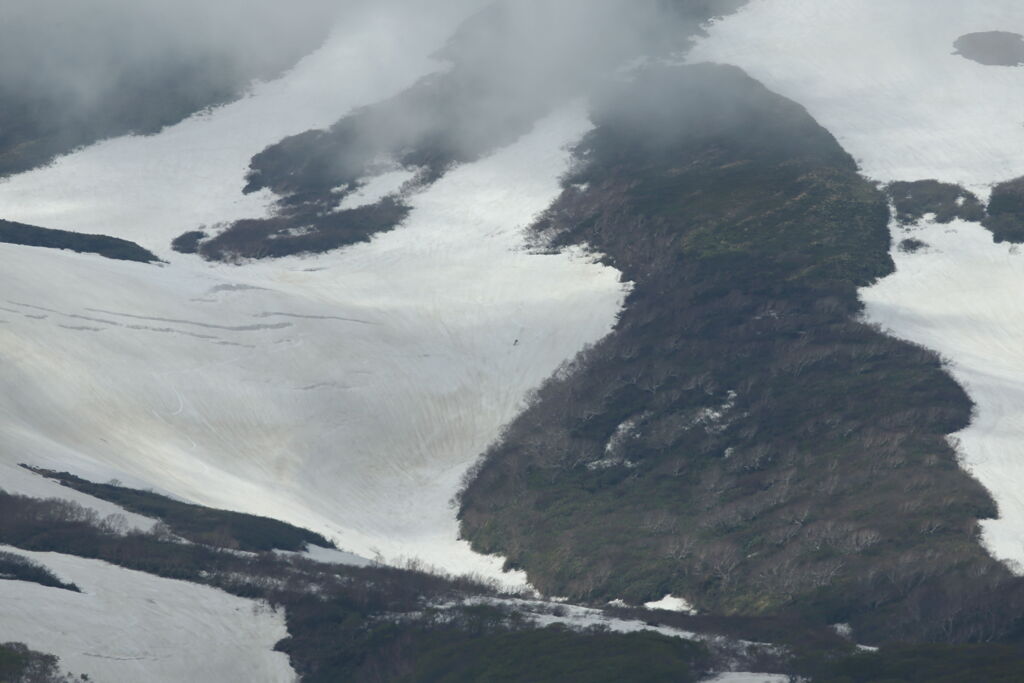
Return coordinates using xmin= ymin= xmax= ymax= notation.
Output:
xmin=862 ymin=217 xmax=1024 ymax=569
xmin=334 ymin=167 xmax=419 ymax=212
xmin=690 ymin=0 xmax=1024 ymax=194
xmin=0 ymin=546 xmax=294 ymax=683
xmin=0 ymin=101 xmax=625 ymax=585
xmin=276 ymin=544 xmax=371 ymax=567
xmin=644 ymin=594 xmax=697 ymax=614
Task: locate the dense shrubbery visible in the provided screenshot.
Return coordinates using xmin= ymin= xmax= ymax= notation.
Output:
xmin=806 ymin=642 xmax=1024 ymax=682
xmin=27 ymin=467 xmax=332 ymax=552
xmin=0 ymin=488 xmax=731 ymax=681
xmin=0 ymin=220 xmax=158 ymax=263
xmin=0 ymin=551 xmax=78 ymax=592
xmin=389 ymin=626 xmax=711 ymax=683
xmin=190 ymin=198 xmax=411 ymax=261
xmin=0 ymin=642 xmax=76 ymax=683
xmin=459 ymin=63 xmax=1024 ymax=644
xmin=887 ymin=180 xmax=985 ymax=225
xmin=169 ymin=230 xmax=207 ymax=255
xmin=983 ymin=176 xmax=1024 ymax=243
xmin=10 ymin=472 xmax=1020 ymax=680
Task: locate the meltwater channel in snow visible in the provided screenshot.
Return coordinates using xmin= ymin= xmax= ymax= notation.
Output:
xmin=692 ymin=0 xmax=1024 ymax=569
xmin=0 ymin=6 xmax=624 ymax=583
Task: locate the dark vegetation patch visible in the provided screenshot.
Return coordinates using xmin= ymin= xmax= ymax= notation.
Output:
xmin=0 ymin=489 xmax=788 ymax=682
xmin=953 ymin=31 xmax=1024 ymax=67
xmin=898 ymin=238 xmax=928 ymax=253
xmin=0 ymin=550 xmax=79 ymax=592
xmin=806 ymin=642 xmax=1024 ymax=682
xmin=25 ymin=467 xmax=331 ymax=553
xmin=0 ymin=642 xmax=78 ymax=683
xmin=383 ymin=626 xmax=710 ymax=683
xmin=983 ymin=176 xmax=1024 ymax=243
xmin=458 ymin=63 xmax=1024 ymax=644
xmin=199 ymin=0 xmax=749 ymax=261
xmin=169 ymin=230 xmax=207 ymax=255
xmin=887 ymin=180 xmax=985 ymax=224
xmin=891 ymin=176 xmax=1024 ymax=245
xmin=0 ymin=219 xmax=158 ymax=263
xmin=9 ymin=474 xmax=1013 ymax=680
xmin=191 ymin=198 xmax=411 ymax=261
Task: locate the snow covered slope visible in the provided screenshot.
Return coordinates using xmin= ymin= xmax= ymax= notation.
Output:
xmin=690 ymin=1 xmax=1024 ymax=195
xmin=0 ymin=0 xmax=633 ymax=587
xmin=0 ymin=546 xmax=294 ymax=682
xmin=692 ymin=1 xmax=1024 ymax=569
xmin=0 ymin=464 xmax=155 ymax=533
xmin=0 ymin=102 xmax=623 ymax=581
xmin=863 ymin=218 xmax=1024 ymax=569
xmin=0 ymin=12 xmax=631 ymax=682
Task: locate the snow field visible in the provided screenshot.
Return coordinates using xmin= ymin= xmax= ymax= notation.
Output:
xmin=690 ymin=0 xmax=1024 ymax=195
xmin=0 ymin=546 xmax=295 ymax=683
xmin=0 ymin=104 xmax=625 ymax=581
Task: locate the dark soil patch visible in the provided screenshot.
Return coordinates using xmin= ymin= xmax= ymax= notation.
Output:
xmin=0 ymin=551 xmax=79 ymax=592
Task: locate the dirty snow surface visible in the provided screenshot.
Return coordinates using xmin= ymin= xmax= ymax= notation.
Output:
xmin=0 ymin=1 xmax=623 ymax=583
xmin=0 ymin=546 xmax=293 ymax=683
xmin=693 ymin=0 xmax=1024 ymax=570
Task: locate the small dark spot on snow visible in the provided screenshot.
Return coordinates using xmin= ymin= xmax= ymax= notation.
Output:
xmin=899 ymin=238 xmax=928 ymax=254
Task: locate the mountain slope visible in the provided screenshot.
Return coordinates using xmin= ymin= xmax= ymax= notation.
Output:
xmin=459 ymin=63 xmax=1023 ymax=643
